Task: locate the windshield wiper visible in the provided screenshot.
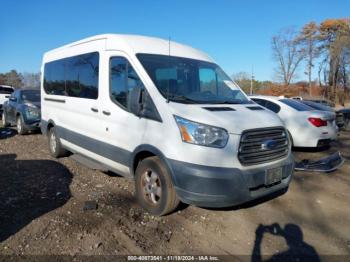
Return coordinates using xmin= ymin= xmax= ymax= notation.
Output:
xmin=167 ymin=95 xmax=201 ymax=104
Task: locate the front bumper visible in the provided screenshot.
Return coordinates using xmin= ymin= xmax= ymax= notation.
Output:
xmin=169 ymin=155 xmax=294 ymax=208
xmin=23 ymin=118 xmax=41 ymax=131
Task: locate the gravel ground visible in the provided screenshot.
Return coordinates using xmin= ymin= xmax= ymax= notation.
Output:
xmin=0 ymin=124 xmax=349 ymax=259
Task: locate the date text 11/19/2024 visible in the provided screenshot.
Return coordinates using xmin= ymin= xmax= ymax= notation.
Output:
xmin=127 ymin=255 xmax=220 ymax=261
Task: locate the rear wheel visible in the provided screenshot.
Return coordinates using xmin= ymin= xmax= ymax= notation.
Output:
xmin=135 ymin=156 xmax=179 ymax=216
xmin=48 ymin=126 xmax=68 ymax=158
xmin=2 ymin=112 xmax=9 ymax=127
xmin=16 ymin=115 xmax=27 ymax=135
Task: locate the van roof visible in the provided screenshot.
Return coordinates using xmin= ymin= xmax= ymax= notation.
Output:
xmin=44 ymin=34 xmax=213 ymax=63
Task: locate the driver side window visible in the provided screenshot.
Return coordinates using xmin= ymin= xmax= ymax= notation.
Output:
xmin=110 ymin=57 xmax=145 ymax=110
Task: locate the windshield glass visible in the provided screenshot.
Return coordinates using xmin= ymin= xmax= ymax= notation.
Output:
xmin=21 ymin=90 xmax=40 ymax=102
xmin=137 ymin=54 xmax=251 ymax=104
xmin=280 ymin=99 xmax=314 ymax=111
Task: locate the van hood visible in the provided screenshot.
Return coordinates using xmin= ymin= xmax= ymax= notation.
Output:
xmin=167 ymin=103 xmax=285 ymax=135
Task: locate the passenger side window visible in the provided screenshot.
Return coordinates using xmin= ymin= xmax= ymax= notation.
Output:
xmin=252 ymin=98 xmax=266 ymax=107
xmin=44 ymin=60 xmax=66 ymax=95
xmin=43 ymin=52 xmax=99 ymax=99
xmin=265 ymin=101 xmax=281 ymax=113
xmin=66 ymin=53 xmax=99 ymax=99
xmin=110 ymin=57 xmax=144 ymax=109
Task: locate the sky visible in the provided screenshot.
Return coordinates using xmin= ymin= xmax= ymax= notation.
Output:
xmin=0 ymin=0 xmax=349 ymax=81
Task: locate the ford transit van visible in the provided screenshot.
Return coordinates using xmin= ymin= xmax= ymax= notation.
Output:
xmin=41 ymin=34 xmax=294 ymax=215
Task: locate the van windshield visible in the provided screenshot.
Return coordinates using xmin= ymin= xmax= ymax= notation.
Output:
xmin=137 ymin=54 xmax=251 ymax=104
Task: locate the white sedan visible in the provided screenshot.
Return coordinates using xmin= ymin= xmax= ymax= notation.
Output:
xmin=250 ymin=95 xmax=338 ymax=148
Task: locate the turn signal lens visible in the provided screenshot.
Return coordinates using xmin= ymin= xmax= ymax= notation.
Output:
xmin=308 ymin=117 xmax=327 ymax=127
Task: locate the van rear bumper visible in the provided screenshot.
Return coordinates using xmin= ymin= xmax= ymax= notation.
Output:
xmin=169 ymin=155 xmax=294 ymax=208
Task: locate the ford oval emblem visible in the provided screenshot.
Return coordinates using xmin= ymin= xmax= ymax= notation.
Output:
xmin=261 ymin=139 xmax=278 ymax=150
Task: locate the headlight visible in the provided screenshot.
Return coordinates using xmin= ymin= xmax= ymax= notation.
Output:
xmin=174 ymin=115 xmax=229 ymax=148
xmin=25 ymin=107 xmax=40 ymax=118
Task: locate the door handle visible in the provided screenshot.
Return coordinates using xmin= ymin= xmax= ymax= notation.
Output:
xmin=91 ymin=107 xmax=98 ymax=113
xmin=102 ymin=110 xmax=111 ymax=116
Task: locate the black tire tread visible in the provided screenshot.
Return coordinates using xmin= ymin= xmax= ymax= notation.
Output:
xmin=17 ymin=115 xmax=27 ymax=135
xmin=2 ymin=112 xmax=9 ymax=127
xmin=135 ymin=156 xmax=179 ymax=216
xmin=48 ymin=127 xmax=68 ymax=158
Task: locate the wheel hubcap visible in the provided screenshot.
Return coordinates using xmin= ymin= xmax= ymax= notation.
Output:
xmin=50 ymin=132 xmax=57 ymax=153
xmin=141 ymin=170 xmax=162 ymax=204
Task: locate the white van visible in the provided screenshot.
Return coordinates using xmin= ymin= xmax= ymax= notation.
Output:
xmin=41 ymin=34 xmax=294 ymax=215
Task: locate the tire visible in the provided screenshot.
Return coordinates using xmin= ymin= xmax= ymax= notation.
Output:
xmin=48 ymin=126 xmax=68 ymax=158
xmin=16 ymin=115 xmax=27 ymax=135
xmin=135 ymin=156 xmax=180 ymax=216
xmin=2 ymin=112 xmax=9 ymax=127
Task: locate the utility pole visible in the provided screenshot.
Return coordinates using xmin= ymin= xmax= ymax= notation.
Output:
xmin=250 ymin=65 xmax=254 ymax=95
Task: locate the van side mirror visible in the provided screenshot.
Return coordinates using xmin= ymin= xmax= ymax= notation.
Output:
xmin=128 ymin=86 xmax=143 ymax=116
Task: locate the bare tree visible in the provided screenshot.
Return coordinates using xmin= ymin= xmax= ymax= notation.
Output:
xmin=21 ymin=72 xmax=41 ymax=89
xmin=298 ymin=22 xmax=320 ymax=96
xmin=272 ymin=27 xmax=304 ymax=86
xmin=319 ymin=19 xmax=350 ymax=101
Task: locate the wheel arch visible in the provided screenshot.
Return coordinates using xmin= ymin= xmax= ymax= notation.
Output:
xmin=129 ymin=145 xmax=177 ymax=185
xmin=41 ymin=119 xmax=56 ymax=136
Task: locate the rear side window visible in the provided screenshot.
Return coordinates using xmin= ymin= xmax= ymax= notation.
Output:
xmin=110 ymin=57 xmax=144 ymax=110
xmin=44 ymin=60 xmax=65 ymax=95
xmin=280 ymin=99 xmax=313 ymax=111
xmin=252 ymin=98 xmax=280 ymax=113
xmin=252 ymin=98 xmax=267 ymax=107
xmin=265 ymin=101 xmax=281 ymax=113
xmin=44 ymin=52 xmax=99 ymax=99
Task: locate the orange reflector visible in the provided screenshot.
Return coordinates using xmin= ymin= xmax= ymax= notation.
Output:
xmin=180 ymin=126 xmax=192 ymax=142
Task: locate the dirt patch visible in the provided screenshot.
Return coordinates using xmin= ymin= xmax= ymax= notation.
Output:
xmin=0 ymin=124 xmax=349 ymax=258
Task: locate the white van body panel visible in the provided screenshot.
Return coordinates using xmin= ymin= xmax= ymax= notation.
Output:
xmin=41 ymin=34 xmax=294 ymax=208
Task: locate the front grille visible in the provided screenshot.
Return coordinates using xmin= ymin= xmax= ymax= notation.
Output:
xmin=238 ymin=127 xmax=289 ymax=166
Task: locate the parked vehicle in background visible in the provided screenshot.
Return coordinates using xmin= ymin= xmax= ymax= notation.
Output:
xmin=0 ymin=85 xmax=14 ymax=118
xmin=338 ymin=108 xmax=350 ymax=129
xmin=299 ymin=100 xmax=344 ymax=128
xmin=2 ymin=89 xmax=41 ymax=134
xmin=41 ymin=34 xmax=294 ymax=216
xmin=291 ymin=96 xmax=335 ymax=108
xmin=250 ymin=95 xmax=338 ymax=148
xmin=306 ymin=99 xmax=335 ymax=108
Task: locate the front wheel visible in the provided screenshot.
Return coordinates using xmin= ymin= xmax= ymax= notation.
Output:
xmin=48 ymin=127 xmax=68 ymax=158
xmin=135 ymin=156 xmax=180 ymax=216
xmin=2 ymin=112 xmax=9 ymax=127
xmin=17 ymin=115 xmax=27 ymax=135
